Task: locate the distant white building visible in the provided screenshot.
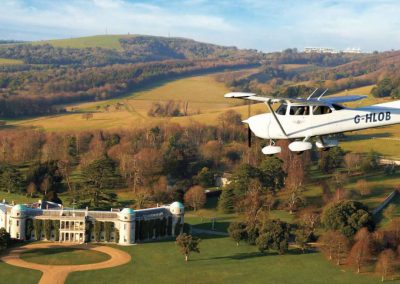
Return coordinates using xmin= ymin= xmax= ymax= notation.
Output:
xmin=0 ymin=200 xmax=184 ymax=245
xmin=343 ymin=47 xmax=362 ymax=54
xmin=304 ymin=47 xmax=339 ymax=54
xmin=215 ymin=173 xmax=232 ymax=187
xmin=304 ymin=47 xmax=362 ymax=54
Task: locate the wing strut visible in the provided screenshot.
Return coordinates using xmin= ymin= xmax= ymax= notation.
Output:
xmin=265 ymin=100 xmax=287 ymax=137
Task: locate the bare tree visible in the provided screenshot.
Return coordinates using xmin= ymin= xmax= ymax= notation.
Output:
xmin=26 ymin=182 xmax=37 ymax=198
xmin=376 ymin=249 xmax=396 ymax=282
xmin=319 ymin=230 xmax=349 ymax=265
xmin=383 ymin=204 xmax=396 ymax=221
xmin=355 ymin=179 xmax=370 ymax=196
xmin=287 ymin=185 xmax=305 ymax=214
xmin=299 ymin=208 xmax=320 ymax=233
xmin=184 ymin=186 xmax=206 ymax=211
xmin=347 ymin=228 xmax=372 ymax=273
xmin=344 ymin=153 xmax=362 ymax=173
xmin=57 ymin=160 xmax=73 ymax=192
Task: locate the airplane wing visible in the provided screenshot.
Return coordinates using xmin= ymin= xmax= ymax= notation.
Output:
xmin=317 ymin=95 xmax=367 ymax=104
xmin=224 ymin=92 xmax=367 ymax=105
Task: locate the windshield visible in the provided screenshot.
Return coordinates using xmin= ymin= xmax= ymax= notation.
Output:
xmin=275 ymin=103 xmax=287 ymax=115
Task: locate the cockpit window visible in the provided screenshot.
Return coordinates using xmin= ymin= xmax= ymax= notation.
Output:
xmin=332 ymin=104 xmax=345 ymax=110
xmin=313 ymin=105 xmax=332 ymax=115
xmin=290 ymin=106 xmax=310 ymax=115
xmin=276 ymin=103 xmax=287 ymax=115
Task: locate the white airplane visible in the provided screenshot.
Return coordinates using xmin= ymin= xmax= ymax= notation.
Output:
xmin=224 ymin=89 xmax=400 ymax=155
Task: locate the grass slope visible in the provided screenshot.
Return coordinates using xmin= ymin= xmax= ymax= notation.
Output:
xmin=32 ymin=35 xmax=133 ymax=50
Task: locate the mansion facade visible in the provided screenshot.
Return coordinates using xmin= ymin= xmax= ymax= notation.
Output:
xmin=0 ymin=200 xmax=184 ymax=245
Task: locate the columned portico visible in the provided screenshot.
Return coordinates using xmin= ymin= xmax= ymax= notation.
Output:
xmin=59 ymin=218 xmax=86 ymax=243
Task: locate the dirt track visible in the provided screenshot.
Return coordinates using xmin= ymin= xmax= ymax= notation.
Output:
xmin=1 ymin=243 xmax=131 ymax=284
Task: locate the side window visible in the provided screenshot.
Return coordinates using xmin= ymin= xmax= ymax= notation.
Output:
xmin=290 ymin=106 xmax=310 ymax=115
xmin=313 ymin=106 xmax=332 ymax=115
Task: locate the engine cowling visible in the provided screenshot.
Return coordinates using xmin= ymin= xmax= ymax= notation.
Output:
xmin=262 ymin=145 xmax=282 ymax=155
xmin=288 ymin=141 xmax=312 ymax=152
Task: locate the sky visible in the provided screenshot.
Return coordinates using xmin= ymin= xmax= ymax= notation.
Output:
xmin=1 ymin=0 xmax=400 ymax=52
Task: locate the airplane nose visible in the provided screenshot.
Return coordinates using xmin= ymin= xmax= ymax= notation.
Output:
xmin=245 ymin=114 xmax=270 ymax=139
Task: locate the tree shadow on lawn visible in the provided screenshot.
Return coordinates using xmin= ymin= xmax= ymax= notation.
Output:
xmin=341 ymin=132 xmax=391 ymax=141
xmin=21 ymin=247 xmax=84 ymax=257
xmin=192 ymin=248 xmax=317 ymax=262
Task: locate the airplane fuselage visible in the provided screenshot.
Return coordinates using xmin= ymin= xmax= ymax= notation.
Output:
xmin=247 ymin=100 xmax=400 ymax=140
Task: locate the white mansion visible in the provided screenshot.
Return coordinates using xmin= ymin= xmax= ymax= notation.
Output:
xmin=0 ymin=200 xmax=184 ymax=245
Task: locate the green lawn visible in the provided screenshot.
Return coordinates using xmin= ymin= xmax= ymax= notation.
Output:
xmin=20 ymin=247 xmax=111 ymax=265
xmin=0 ymin=261 xmax=41 ymax=284
xmin=66 ymin=237 xmax=382 ymax=284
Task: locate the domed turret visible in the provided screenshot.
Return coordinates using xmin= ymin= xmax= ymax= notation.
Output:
xmin=11 ymin=204 xmax=28 ymax=217
xmin=119 ymin=208 xmax=135 ymax=245
xmin=10 ymin=204 xmax=28 ymax=240
xmin=169 ymin=201 xmax=184 ymax=215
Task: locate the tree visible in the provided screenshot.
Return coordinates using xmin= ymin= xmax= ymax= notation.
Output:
xmin=228 ymin=222 xmax=247 ymax=246
xmin=299 ymin=209 xmax=320 ymax=234
xmin=321 ymin=200 xmax=374 ymax=238
xmin=0 ymin=163 xmax=24 ymax=193
xmin=319 ymin=147 xmax=344 ymax=173
xmin=26 ymin=182 xmax=37 ymax=197
xmin=347 ymin=228 xmax=372 ymax=273
xmin=218 ymin=187 xmax=235 ymax=213
xmin=195 ymin=167 xmax=214 ymax=187
xmin=355 ymin=179 xmax=370 ymax=196
xmin=295 ymin=228 xmax=311 ymax=253
xmin=229 ymin=163 xmax=261 ymax=198
xmin=82 ymin=156 xmax=120 ymax=189
xmin=259 ymin=156 xmax=286 ymax=192
xmin=383 ymin=204 xmax=396 ymax=221
xmin=286 ymin=185 xmax=305 ymax=214
xmin=319 ymin=230 xmax=349 ymax=265
xmin=256 ymin=219 xmax=290 ymax=255
xmin=0 ymin=228 xmax=10 ymax=251
xmin=81 ymin=113 xmax=94 ymax=120
xmin=344 ymin=153 xmax=361 ymax=173
xmin=361 ymin=151 xmax=380 ymax=173
xmin=184 ymin=186 xmax=206 ymax=211
xmin=57 ymin=160 xmax=73 ymax=192
xmin=376 ymin=249 xmax=396 ymax=282
xmin=176 ymin=233 xmax=201 ymax=261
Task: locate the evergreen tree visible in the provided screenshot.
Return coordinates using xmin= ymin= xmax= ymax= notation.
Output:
xmin=218 ymin=187 xmax=235 ymax=213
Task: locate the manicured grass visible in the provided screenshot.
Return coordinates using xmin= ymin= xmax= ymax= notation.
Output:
xmin=20 ymin=247 xmax=111 ymax=265
xmin=0 ymin=260 xmax=41 ymax=284
xmin=66 ymin=238 xmax=380 ymax=284
xmin=0 ymin=58 xmax=23 ymax=65
xmin=32 ymin=35 xmax=132 ymax=50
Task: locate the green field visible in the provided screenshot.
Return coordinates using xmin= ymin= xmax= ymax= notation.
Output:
xmin=32 ymin=35 xmax=133 ymax=50
xmin=0 ymin=58 xmax=23 ymax=65
xmin=20 ymin=247 xmax=111 ymax=265
xmin=64 ymin=238 xmax=382 ymax=284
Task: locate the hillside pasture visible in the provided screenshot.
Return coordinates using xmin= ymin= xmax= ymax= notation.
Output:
xmin=31 ymin=35 xmax=132 ymax=50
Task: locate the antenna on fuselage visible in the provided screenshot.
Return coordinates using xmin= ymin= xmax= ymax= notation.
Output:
xmin=317 ymin=89 xmax=329 ymax=100
xmin=307 ymin=88 xmax=319 ymax=100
